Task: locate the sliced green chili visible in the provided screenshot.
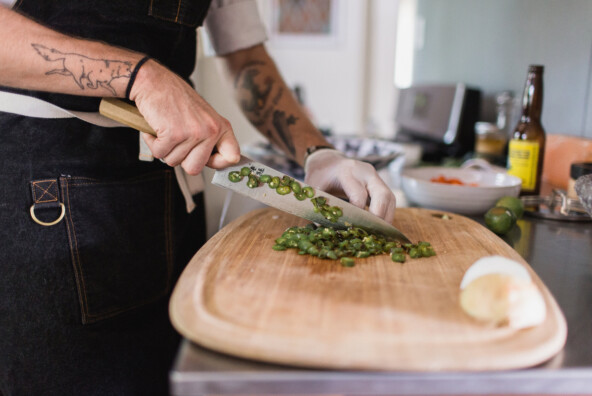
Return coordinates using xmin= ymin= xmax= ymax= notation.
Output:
xmin=240 ymin=166 xmax=251 ymax=176
xmin=326 ymin=251 xmax=338 ymax=260
xmin=280 ymin=176 xmax=293 ymax=186
xmin=271 ymin=223 xmax=435 ymax=267
xmin=228 ymin=171 xmax=242 ymax=183
xmin=340 ymin=257 xmax=355 ymax=267
xmin=408 ymin=247 xmax=421 ymax=259
xmin=269 ymin=176 xmax=280 ymax=189
xmin=276 ymin=185 xmax=291 ymax=195
xmin=290 ymin=181 xmax=302 ymax=194
xmin=247 ymin=175 xmax=259 ymax=189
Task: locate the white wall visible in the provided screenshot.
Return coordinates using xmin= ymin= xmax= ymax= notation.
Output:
xmin=364 ymin=0 xmax=400 ymax=138
xmin=259 ymin=0 xmax=368 ymax=135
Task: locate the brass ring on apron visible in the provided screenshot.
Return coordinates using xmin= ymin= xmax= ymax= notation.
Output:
xmin=30 ymin=203 xmax=66 ymax=226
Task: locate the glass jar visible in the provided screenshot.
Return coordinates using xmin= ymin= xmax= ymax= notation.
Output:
xmin=474 ymin=122 xmax=507 ymax=163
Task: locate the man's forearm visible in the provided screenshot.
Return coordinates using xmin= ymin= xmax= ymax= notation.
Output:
xmin=222 ymin=44 xmax=332 ymax=166
xmin=0 ymin=7 xmax=144 ymax=98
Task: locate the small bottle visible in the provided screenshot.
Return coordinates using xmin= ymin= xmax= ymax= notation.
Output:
xmin=507 ymin=65 xmax=546 ymax=196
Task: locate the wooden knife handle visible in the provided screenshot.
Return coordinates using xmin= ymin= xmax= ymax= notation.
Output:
xmin=99 ymin=98 xmax=156 ymax=136
xmin=99 ymin=98 xmax=220 ymax=157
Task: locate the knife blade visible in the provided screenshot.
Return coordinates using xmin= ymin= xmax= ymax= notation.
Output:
xmin=212 ymin=156 xmax=411 ymax=243
xmin=97 ymin=99 xmax=411 ymax=243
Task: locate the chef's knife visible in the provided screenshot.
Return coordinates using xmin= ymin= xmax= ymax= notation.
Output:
xmin=98 ymin=98 xmax=411 ymax=243
xmin=211 ymin=157 xmax=410 ymax=243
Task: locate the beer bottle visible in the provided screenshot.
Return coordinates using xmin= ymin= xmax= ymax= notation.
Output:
xmin=507 ymin=65 xmax=546 ymax=196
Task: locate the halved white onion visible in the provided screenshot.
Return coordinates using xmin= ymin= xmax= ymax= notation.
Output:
xmin=459 ymin=256 xmax=546 ymax=329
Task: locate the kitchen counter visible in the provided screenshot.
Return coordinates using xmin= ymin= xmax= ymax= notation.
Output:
xmin=170 ymin=210 xmax=592 ymax=395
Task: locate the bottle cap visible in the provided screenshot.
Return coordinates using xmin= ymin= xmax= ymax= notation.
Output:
xmin=528 ymin=65 xmax=544 ymax=73
xmin=570 ymin=162 xmax=592 ymax=180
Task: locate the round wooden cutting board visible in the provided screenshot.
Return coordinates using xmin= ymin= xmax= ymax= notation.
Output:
xmin=169 ymin=207 xmax=566 ymax=371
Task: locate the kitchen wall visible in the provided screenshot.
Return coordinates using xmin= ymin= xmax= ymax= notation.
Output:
xmin=258 ymin=0 xmax=400 ymax=138
xmin=258 ymin=0 xmax=368 ymax=136
xmin=412 ymin=0 xmax=592 ymax=137
xmin=194 ymin=0 xmax=399 ymax=142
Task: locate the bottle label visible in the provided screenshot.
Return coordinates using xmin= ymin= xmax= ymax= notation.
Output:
xmin=507 ymin=140 xmax=539 ymax=191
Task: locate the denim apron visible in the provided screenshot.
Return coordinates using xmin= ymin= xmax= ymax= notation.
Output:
xmin=0 ymin=1 xmax=211 ymax=394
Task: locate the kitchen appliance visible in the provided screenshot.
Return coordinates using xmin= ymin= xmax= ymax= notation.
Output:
xmin=394 ymin=83 xmax=481 ymax=162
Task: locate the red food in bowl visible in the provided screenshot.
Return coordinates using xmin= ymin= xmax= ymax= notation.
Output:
xmin=431 ymin=175 xmax=478 ymax=187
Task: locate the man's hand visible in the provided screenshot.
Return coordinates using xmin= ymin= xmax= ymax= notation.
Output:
xmin=304 ymin=149 xmax=396 ymax=224
xmin=130 ymin=59 xmax=241 ymax=175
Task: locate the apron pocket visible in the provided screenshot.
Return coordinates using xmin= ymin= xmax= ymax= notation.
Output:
xmin=60 ymin=171 xmax=174 ymax=324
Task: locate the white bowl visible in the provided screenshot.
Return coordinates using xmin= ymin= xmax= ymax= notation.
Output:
xmin=401 ymin=167 xmax=522 ymax=215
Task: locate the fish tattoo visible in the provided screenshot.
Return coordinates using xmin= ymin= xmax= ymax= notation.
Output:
xmin=32 ymin=43 xmax=132 ymax=96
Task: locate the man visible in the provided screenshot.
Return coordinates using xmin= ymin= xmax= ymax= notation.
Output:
xmin=0 ymin=1 xmax=396 ymax=394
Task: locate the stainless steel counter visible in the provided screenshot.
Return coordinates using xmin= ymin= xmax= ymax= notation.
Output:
xmin=170 ymin=212 xmax=592 ymax=395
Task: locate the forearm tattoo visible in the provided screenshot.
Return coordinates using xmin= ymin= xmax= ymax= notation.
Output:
xmin=236 ymin=61 xmax=299 ymax=157
xmin=31 ymin=43 xmax=132 ymax=96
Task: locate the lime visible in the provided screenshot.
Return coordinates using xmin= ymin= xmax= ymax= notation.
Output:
xmin=495 ymin=196 xmax=524 ymax=219
xmin=484 ymin=206 xmax=516 ymax=235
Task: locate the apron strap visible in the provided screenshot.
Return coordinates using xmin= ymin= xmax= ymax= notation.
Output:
xmin=0 ymin=90 xmax=124 ymax=127
xmin=0 ymin=90 xmax=203 ymax=213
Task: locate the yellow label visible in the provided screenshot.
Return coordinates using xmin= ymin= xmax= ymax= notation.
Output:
xmin=507 ymin=140 xmax=539 ymax=191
